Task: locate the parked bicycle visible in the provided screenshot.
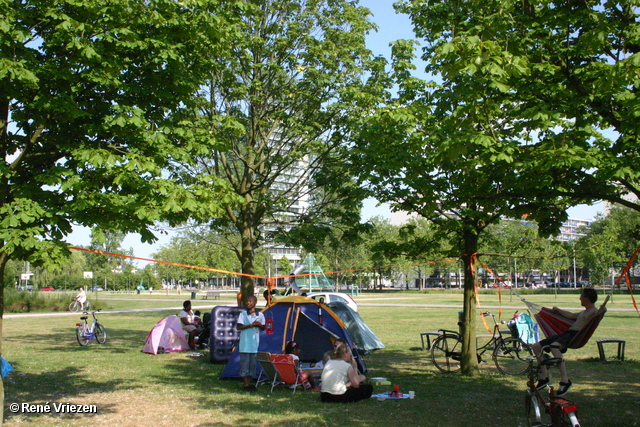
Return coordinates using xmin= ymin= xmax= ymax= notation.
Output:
xmin=76 ymin=310 xmax=107 ymax=346
xmin=69 ymin=297 xmax=92 ymax=312
xmin=430 ymin=311 xmax=533 ymax=375
xmin=525 ymin=356 xmax=581 ymax=427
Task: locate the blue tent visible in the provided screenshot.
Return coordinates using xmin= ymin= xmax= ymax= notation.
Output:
xmin=219 ymin=296 xmax=367 ymax=379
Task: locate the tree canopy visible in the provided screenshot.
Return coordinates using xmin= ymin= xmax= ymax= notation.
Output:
xmin=577 ymin=206 xmax=640 ymax=285
xmin=346 ymin=0 xmax=640 ymax=373
xmin=397 ymin=0 xmax=640 ymax=211
xmin=171 ymin=0 xmax=380 ymax=301
xmin=0 ymin=0 xmax=243 ymax=416
xmin=1 ymin=0 xmax=243 ymax=272
xmin=371 ymin=0 xmax=640 ymax=373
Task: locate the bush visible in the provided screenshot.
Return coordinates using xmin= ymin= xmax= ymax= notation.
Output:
xmin=3 ymin=288 xmax=101 ymax=313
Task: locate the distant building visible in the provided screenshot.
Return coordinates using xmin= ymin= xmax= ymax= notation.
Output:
xmin=556 ymin=218 xmax=592 ymax=242
xmin=604 ymin=193 xmax=639 ymax=216
xmin=263 ymin=137 xmax=309 ymax=265
xmin=390 ymin=210 xmax=415 ymax=226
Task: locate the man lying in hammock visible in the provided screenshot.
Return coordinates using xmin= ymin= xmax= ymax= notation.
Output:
xmin=531 ymin=288 xmax=598 ymax=396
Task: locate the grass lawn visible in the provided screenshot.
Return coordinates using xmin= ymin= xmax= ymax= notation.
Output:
xmin=3 ymin=290 xmax=639 ymax=426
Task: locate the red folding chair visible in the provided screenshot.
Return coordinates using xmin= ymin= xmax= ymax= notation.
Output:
xmin=270 ymin=354 xmax=310 ymax=394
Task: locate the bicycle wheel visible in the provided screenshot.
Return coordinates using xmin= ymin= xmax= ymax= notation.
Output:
xmin=431 ymin=334 xmax=462 ymax=373
xmin=69 ymin=301 xmax=80 ymax=312
xmin=494 ymin=337 xmax=533 ymax=375
xmin=83 ymin=300 xmax=92 ymax=311
xmin=76 ymin=326 xmax=90 ymax=346
xmin=525 ymin=391 xmax=544 ymax=427
xmin=94 ymin=323 xmax=107 ymax=344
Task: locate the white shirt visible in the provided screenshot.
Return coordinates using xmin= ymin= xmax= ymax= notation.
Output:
xmin=76 ymin=289 xmax=86 ymax=303
xmin=237 ymin=311 xmax=264 ymax=353
xmin=321 ymin=359 xmax=351 ymax=395
xmin=179 ymin=309 xmax=194 ymax=330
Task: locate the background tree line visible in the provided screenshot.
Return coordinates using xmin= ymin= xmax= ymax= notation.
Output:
xmin=10 ymin=206 xmax=638 ymax=291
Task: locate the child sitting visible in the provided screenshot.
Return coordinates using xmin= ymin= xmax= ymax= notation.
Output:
xmin=285 ymin=341 xmax=319 ymax=391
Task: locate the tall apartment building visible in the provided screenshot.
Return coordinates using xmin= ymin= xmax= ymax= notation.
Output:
xmin=264 ymin=149 xmax=309 ymax=265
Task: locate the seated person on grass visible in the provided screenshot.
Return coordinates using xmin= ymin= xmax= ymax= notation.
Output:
xmin=320 ymin=343 xmax=372 ymax=403
xmin=323 ymin=337 xmax=348 ymax=365
xmin=179 ymin=300 xmax=203 ymax=349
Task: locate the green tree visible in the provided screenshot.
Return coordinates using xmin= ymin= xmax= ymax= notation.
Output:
xmin=350 ymin=8 xmax=582 ymax=375
xmin=174 ymin=0 xmax=379 ymax=303
xmin=380 ymin=0 xmax=640 ymax=373
xmin=577 ymin=207 xmax=640 ymax=286
xmin=0 ymin=0 xmax=241 ymax=417
xmin=2 ymin=259 xmax=20 ymax=289
xmin=303 ymin=222 xmax=373 ymax=291
xmin=153 ymin=226 xmax=242 ymax=289
xmin=277 ymin=256 xmax=293 ymax=279
xmin=481 ymin=220 xmax=571 ymax=287
xmin=82 ymin=230 xmax=130 ymax=290
xmin=400 ymin=0 xmax=640 ymax=211
xmin=369 ymin=216 xmax=453 ymax=289
xmin=37 ymin=249 xmax=87 ymax=291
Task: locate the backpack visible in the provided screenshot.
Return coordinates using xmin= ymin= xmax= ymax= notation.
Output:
xmin=516 ymin=313 xmax=539 ymax=344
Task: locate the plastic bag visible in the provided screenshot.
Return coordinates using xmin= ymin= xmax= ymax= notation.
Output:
xmin=1 ymin=357 xmax=13 ymax=379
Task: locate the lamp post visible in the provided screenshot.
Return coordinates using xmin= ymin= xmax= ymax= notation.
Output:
xmin=573 ymin=244 xmax=577 ymax=288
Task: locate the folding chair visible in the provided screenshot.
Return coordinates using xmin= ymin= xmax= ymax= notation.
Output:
xmin=270 ymin=354 xmax=309 ymax=394
xmin=256 ymin=352 xmax=280 ymax=389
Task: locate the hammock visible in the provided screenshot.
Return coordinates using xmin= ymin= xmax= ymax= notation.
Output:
xmin=474 ymin=251 xmax=635 ymax=350
xmin=526 ymin=295 xmax=609 ymax=350
xmin=475 ymin=256 xmax=612 ymax=347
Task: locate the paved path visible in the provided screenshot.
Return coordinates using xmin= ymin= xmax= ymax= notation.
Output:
xmin=5 ymin=295 xmax=635 ymax=318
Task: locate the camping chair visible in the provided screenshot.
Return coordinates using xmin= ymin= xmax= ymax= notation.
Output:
xmin=270 ymin=354 xmax=309 ymax=394
xmin=256 ymin=352 xmax=280 ymax=389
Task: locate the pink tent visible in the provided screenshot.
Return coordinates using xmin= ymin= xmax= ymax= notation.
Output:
xmin=143 ymin=315 xmax=190 ymax=355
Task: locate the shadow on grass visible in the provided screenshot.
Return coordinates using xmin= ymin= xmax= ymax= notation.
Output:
xmin=14 ymin=325 xmax=153 ymax=355
xmin=4 ymin=308 xmax=640 ymax=427
xmin=4 ymin=366 xmax=130 ymax=423
xmin=141 ymin=348 xmax=530 ymax=427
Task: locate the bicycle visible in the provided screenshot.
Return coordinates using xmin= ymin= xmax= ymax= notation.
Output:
xmin=430 ymin=311 xmax=533 ymax=375
xmin=76 ymin=310 xmax=107 ymax=346
xmin=525 ymin=356 xmax=581 ymax=427
xmin=69 ymin=298 xmax=92 ymax=312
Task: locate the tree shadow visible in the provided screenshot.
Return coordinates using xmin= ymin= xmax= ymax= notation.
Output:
xmin=4 ymin=365 xmax=131 ymax=423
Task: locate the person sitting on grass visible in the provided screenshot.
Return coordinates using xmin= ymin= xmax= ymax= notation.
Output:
xmin=531 ymin=288 xmax=598 ymax=396
xmin=285 ymin=341 xmax=319 ymax=391
xmin=323 ymin=337 xmax=348 ymax=365
xmin=179 ymin=300 xmax=203 ymax=349
xmin=320 ymin=343 xmax=373 ymax=403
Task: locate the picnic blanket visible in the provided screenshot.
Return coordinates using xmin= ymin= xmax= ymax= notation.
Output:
xmin=371 ymin=392 xmax=410 ymax=400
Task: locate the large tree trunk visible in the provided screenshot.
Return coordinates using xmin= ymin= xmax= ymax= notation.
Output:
xmin=461 ymin=229 xmax=480 ymax=376
xmin=239 ymin=223 xmax=256 ymax=307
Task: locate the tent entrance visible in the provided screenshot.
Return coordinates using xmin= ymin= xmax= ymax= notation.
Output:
xmin=290 ymin=311 xmax=338 ymax=363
